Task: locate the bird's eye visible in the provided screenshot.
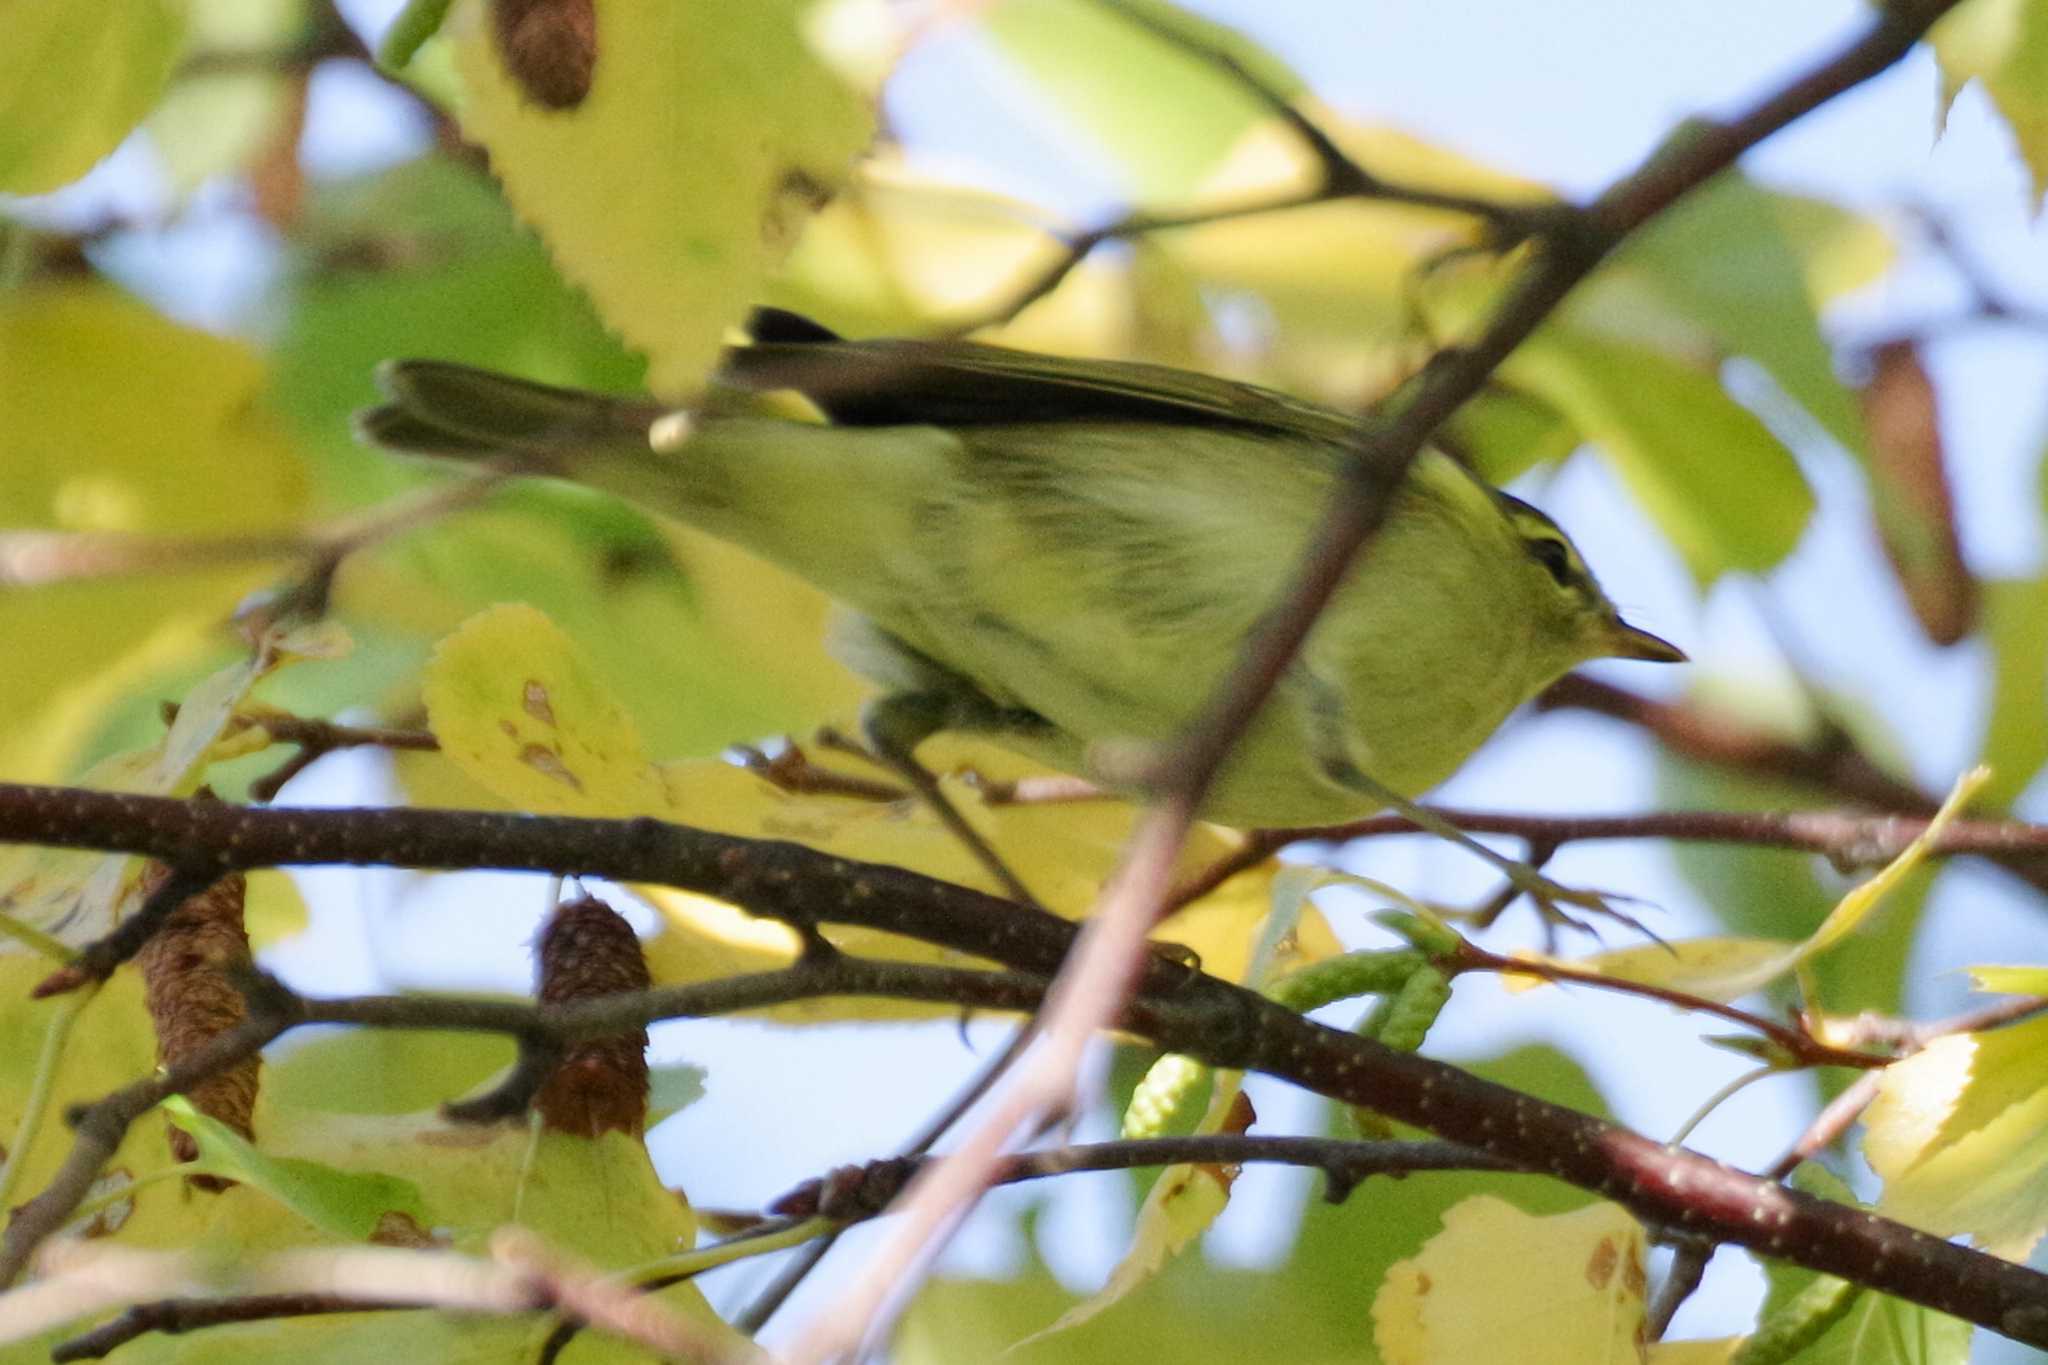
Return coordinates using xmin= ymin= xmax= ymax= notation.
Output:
xmin=1530 ymin=537 xmax=1574 ymax=588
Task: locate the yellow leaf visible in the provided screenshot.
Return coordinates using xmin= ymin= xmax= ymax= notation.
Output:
xmin=1863 ymin=1012 xmax=2048 ymax=1259
xmin=1373 ymin=1196 xmax=1648 ymax=1365
xmin=0 ymin=0 xmax=185 ymax=193
xmin=1971 ymin=965 xmax=2048 ymax=996
xmin=422 ymin=601 xmax=670 ymax=816
xmin=0 ymin=957 xmax=179 ymax=1243
xmin=0 ymin=285 xmax=311 ymax=784
xmin=444 ymin=0 xmax=873 ymax=394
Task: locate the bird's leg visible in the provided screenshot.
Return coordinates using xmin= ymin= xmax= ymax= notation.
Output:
xmin=862 ymin=691 xmax=1041 ymax=908
xmin=1299 ymin=672 xmax=1631 ymax=934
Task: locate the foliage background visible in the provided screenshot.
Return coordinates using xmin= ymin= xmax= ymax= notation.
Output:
xmin=4 ymin=0 xmax=2048 ymax=1360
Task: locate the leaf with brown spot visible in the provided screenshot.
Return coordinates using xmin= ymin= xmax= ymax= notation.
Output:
xmin=423 ymin=603 xmax=667 ymax=815
xmin=1374 ymin=1197 xmax=1650 ymax=1364
xmin=522 ymin=678 xmax=558 ymax=726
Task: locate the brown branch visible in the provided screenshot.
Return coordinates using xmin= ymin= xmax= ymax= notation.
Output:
xmin=730 ymin=1023 xmax=1038 ymax=1336
xmin=238 ymin=713 xmax=439 ymax=803
xmin=3 ymin=787 xmax=2048 ymax=1345
xmin=1538 ymin=674 xmax=2048 ymax=894
xmin=51 ymin=1294 xmax=410 ymax=1362
xmin=1537 ymin=675 xmax=1935 ymax=811
xmin=1167 ymin=796 xmax=2048 ymax=914
xmin=774 ymin=1134 xmax=1513 ymax=1221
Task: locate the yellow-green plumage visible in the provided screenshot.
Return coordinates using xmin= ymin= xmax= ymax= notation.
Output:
xmin=361 ymin=312 xmax=1680 ymax=829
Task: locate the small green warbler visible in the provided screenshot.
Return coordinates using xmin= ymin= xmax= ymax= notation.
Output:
xmin=361 ymin=310 xmax=1681 ymax=904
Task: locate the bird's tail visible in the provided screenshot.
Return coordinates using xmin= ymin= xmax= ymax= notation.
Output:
xmin=356 ymin=361 xmax=670 ymax=471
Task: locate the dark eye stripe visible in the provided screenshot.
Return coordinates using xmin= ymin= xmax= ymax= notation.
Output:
xmin=1531 ymin=537 xmax=1575 ymax=588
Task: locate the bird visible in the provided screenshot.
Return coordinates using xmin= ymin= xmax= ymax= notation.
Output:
xmin=359 ymin=308 xmax=1683 ymax=911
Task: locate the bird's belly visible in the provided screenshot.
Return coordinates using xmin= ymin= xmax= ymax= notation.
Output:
xmin=876 ymin=605 xmax=1500 ymax=828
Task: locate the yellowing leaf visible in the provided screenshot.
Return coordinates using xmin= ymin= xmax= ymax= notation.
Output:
xmin=1373 ymin=1196 xmax=1648 ymax=1365
xmin=0 ymin=956 xmax=178 ymax=1245
xmin=1518 ymin=767 xmax=1989 ymax=1003
xmin=773 ymin=158 xmax=1066 ymax=336
xmin=1932 ymin=0 xmax=2048 ymax=203
xmin=1971 ymin=965 xmax=2048 ymax=996
xmin=639 ymin=746 xmax=1343 ymax=1022
xmin=444 ymin=0 xmax=873 ymax=393
xmin=0 ymin=0 xmax=186 ymax=193
xmin=0 ymin=285 xmax=311 ymax=785
xmin=1015 ymin=1149 xmax=1235 ymax=1349
xmin=422 ymin=601 xmax=669 ymax=816
xmin=1863 ymin=1011 xmax=2048 ymax=1259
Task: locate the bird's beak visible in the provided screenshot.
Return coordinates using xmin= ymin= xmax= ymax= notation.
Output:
xmin=1607 ymin=618 xmax=1688 ymax=663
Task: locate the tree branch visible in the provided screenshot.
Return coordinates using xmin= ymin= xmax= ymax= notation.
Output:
xmin=1167 ymin=797 xmax=2048 ymax=912
xmin=3 ymin=786 xmax=2047 ymax=1345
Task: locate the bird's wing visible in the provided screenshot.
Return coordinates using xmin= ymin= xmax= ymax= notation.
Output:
xmin=722 ymin=310 xmax=1361 ymax=447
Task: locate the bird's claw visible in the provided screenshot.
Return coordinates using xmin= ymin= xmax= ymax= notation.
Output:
xmin=1506 ymin=868 xmax=1662 ymax=947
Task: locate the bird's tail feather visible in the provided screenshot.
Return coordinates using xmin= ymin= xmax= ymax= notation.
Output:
xmin=357 ymin=360 xmax=667 ymax=468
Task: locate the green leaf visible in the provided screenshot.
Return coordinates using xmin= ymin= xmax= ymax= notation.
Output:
xmin=270 ymin=155 xmax=648 ymax=501
xmin=0 ymin=0 xmax=187 ymax=193
xmin=646 ymin=1062 xmax=707 ymax=1126
xmin=1932 ymin=0 xmax=2048 ymax=203
xmin=1612 ymin=174 xmax=1871 ymax=465
xmin=980 ymin=0 xmax=1293 ymax=204
xmin=1975 ymin=576 xmax=2048 ymax=808
xmin=264 ymin=1028 xmax=518 ymax=1115
xmin=162 ymin=1095 xmax=427 ymax=1241
xmin=380 ymin=0 xmax=456 ymax=69
xmin=1442 ymin=385 xmax=1582 ymax=485
xmin=1505 ymin=323 xmax=1814 ymax=581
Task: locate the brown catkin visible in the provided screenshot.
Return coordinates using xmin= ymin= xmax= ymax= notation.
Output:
xmin=533 ymin=896 xmax=651 ymax=1138
xmin=491 ymin=0 xmax=597 ymax=109
xmin=134 ymin=864 xmax=259 ymax=1190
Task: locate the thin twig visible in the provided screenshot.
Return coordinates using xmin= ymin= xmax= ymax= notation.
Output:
xmin=731 ymin=1023 xmax=1037 ymax=1335
xmin=1450 ymin=941 xmax=1894 ymax=1071
xmin=1166 ymin=788 xmax=2048 ymax=914
xmin=50 ymin=1294 xmax=411 ymax=1362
